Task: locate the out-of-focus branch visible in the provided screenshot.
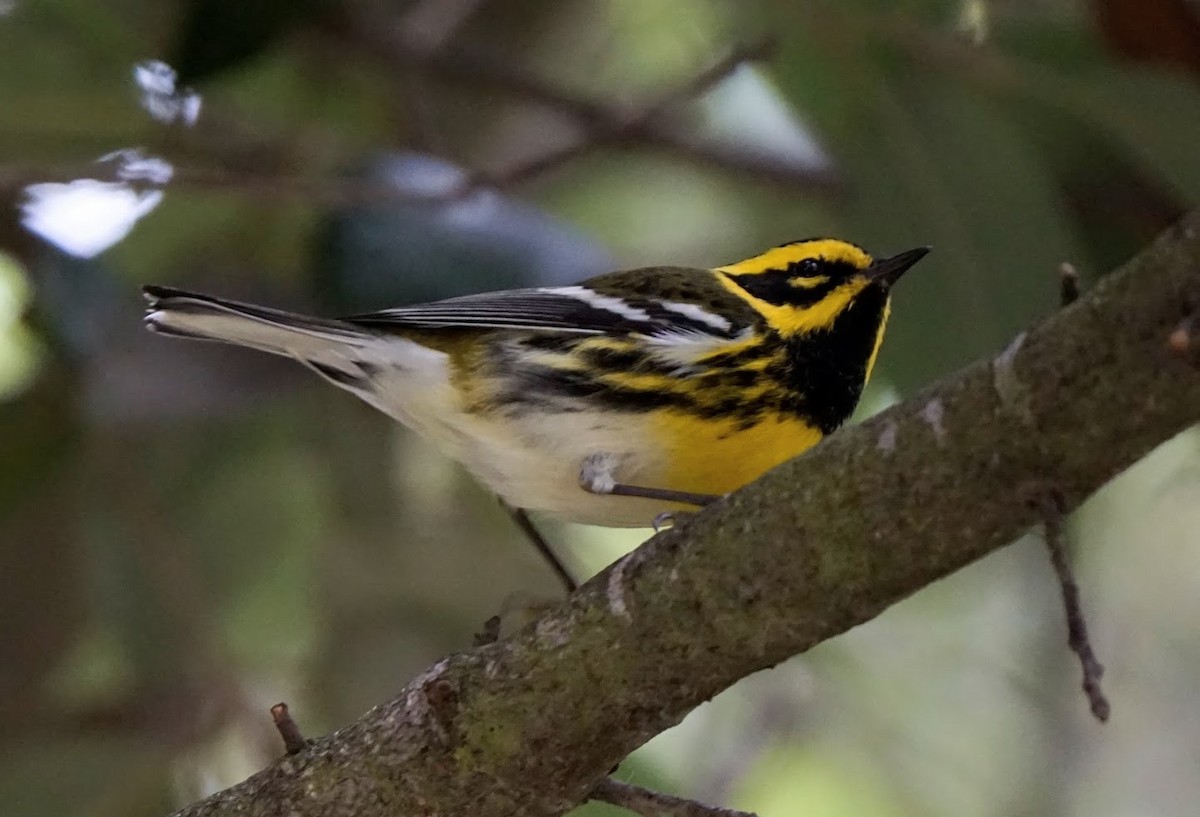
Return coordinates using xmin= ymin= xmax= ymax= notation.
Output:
xmin=467 ymin=39 xmax=783 ymax=192
xmin=591 ymin=779 xmax=758 ymax=817
xmin=331 ymin=12 xmax=839 ymax=190
xmin=165 ymin=214 xmax=1200 ymax=815
xmin=0 ymin=34 xmax=834 ymax=206
xmin=399 ymin=0 xmax=493 ymax=52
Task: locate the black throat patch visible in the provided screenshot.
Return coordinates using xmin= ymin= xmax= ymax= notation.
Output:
xmin=774 ymin=286 xmax=889 ymax=434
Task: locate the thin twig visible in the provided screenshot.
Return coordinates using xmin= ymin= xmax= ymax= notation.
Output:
xmin=1168 ymin=314 xmax=1195 ymax=356
xmin=1037 ymin=258 xmax=1109 ymax=721
xmin=591 ymin=779 xmax=758 ymax=817
xmin=271 ymin=703 xmax=309 ymax=754
xmin=1038 ymin=492 xmax=1110 ymax=722
xmin=473 ymin=615 xmax=502 ymax=647
xmin=1059 ymin=262 xmax=1080 ymax=306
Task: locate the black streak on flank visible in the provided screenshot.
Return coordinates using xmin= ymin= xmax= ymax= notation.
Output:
xmin=579 ymin=345 xmax=679 ymax=377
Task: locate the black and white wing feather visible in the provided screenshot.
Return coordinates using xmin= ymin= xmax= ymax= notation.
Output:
xmin=142 ymin=268 xmax=756 ymax=376
xmin=346 ymin=283 xmax=746 ymax=340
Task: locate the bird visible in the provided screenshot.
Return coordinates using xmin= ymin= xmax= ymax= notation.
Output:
xmin=143 ymin=238 xmax=928 ymax=589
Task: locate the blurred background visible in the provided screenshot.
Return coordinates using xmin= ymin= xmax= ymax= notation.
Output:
xmin=2 ymin=1 xmax=1199 ymax=815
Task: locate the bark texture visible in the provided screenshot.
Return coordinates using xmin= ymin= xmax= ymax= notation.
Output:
xmin=173 ymin=213 xmax=1200 ymax=817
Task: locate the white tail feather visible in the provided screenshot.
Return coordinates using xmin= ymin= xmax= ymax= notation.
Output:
xmin=143 ymin=288 xmax=367 ymax=358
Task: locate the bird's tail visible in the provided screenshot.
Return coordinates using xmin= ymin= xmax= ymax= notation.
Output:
xmin=142 ymin=285 xmax=376 ymax=386
xmin=143 ymin=285 xmax=369 ymax=351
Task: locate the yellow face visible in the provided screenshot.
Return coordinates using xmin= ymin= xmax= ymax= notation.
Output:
xmin=715 ymin=238 xmax=878 ymax=337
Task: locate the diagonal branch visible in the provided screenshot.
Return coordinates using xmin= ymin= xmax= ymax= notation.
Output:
xmin=169 ymin=212 xmax=1200 ymax=817
xmin=329 ymin=10 xmax=839 ymax=191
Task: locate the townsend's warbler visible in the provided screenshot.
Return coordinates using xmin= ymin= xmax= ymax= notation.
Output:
xmin=144 ymin=238 xmax=927 ymax=584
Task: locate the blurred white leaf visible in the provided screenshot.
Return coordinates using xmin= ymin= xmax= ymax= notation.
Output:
xmin=20 ymin=148 xmax=173 ymax=258
xmin=21 ymin=179 xmax=163 ymax=258
xmin=102 ymin=147 xmax=175 ymax=185
xmin=133 ymin=59 xmax=202 ymax=126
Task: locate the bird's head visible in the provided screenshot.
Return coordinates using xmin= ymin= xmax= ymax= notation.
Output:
xmin=716 ymin=238 xmax=929 ymax=337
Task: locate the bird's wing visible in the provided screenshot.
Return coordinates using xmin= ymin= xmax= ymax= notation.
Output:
xmin=344 ymin=267 xmax=755 ymax=341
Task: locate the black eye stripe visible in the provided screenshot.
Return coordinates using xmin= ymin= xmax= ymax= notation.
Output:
xmin=728 ymin=258 xmax=865 ymax=307
xmin=729 ymin=271 xmax=840 ymax=306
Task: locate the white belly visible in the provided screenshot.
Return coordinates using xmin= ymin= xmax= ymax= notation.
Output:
xmin=452 ymin=410 xmax=670 ymax=526
xmin=356 ymin=339 xmax=671 ymax=527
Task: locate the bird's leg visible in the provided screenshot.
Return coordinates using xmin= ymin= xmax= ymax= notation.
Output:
xmin=473 ymin=504 xmax=574 ymax=646
xmin=578 ymin=453 xmax=723 ymax=509
xmin=501 ymin=502 xmax=578 ymax=593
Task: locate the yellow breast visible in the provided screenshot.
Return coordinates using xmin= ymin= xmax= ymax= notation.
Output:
xmin=650 ymin=410 xmax=824 ymax=497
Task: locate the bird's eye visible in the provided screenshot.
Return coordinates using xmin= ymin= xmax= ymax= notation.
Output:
xmin=796 ymin=258 xmax=821 ymax=277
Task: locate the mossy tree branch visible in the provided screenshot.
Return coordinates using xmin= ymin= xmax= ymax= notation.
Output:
xmin=172 ymin=213 xmax=1200 ymax=817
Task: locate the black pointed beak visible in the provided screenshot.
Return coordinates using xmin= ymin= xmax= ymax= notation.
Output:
xmin=867 ymin=246 xmax=930 ymax=288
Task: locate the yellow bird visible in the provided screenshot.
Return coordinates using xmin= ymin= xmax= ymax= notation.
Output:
xmin=144 ymin=238 xmax=927 ymax=587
